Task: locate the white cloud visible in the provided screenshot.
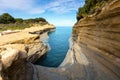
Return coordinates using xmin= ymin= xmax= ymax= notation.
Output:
xmin=29 ymin=8 xmax=45 ymax=14
xmin=0 ymin=0 xmax=84 ymax=14
xmin=45 ymin=0 xmax=84 ymax=13
xmin=0 ymin=0 xmax=33 ymax=10
xmin=0 ymin=0 xmax=45 ymax=14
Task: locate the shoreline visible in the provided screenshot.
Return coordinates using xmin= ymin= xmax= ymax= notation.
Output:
xmin=0 ymin=0 xmax=119 ymax=79
xmin=0 ymin=24 xmax=55 ymax=80
xmin=59 ymin=37 xmax=74 ymax=67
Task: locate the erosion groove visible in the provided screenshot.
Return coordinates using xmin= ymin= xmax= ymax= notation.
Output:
xmin=72 ymin=0 xmax=120 ymax=79
xmin=27 ymin=0 xmax=120 ymax=79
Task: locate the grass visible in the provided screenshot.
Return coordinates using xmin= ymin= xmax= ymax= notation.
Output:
xmin=0 ymin=23 xmax=30 ymax=31
xmin=0 ymin=22 xmax=48 ymax=31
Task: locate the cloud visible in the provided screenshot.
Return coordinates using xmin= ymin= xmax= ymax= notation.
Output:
xmin=0 ymin=0 xmax=84 ymax=14
xmin=0 ymin=0 xmax=33 ymax=10
xmin=45 ymin=0 xmax=84 ymax=13
xmin=29 ymin=8 xmax=45 ymax=14
xmin=0 ymin=0 xmax=44 ymax=14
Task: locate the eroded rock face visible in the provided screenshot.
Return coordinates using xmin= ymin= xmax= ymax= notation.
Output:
xmin=0 ymin=47 xmax=28 ymax=80
xmin=30 ymin=1 xmax=120 ymax=80
xmin=0 ymin=0 xmax=120 ymax=80
xmin=0 ymin=25 xmax=55 ymax=80
xmin=28 ymin=1 xmax=120 ymax=80
xmin=27 ymin=41 xmax=49 ymax=63
xmin=73 ymin=0 xmax=120 ymax=79
xmin=0 ymin=43 xmax=49 ymax=80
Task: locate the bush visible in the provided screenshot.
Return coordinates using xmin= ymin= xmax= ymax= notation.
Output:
xmin=0 ymin=13 xmax=49 ymax=31
xmin=15 ymin=18 xmax=23 ymax=23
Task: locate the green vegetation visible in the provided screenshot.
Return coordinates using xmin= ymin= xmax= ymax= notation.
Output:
xmin=0 ymin=13 xmax=48 ymax=31
xmin=0 ymin=13 xmax=15 ymax=24
xmin=77 ymin=0 xmax=112 ymax=21
xmin=0 ymin=23 xmax=31 ymax=31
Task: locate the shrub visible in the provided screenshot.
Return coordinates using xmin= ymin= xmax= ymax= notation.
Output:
xmin=77 ymin=0 xmax=112 ymax=21
xmin=0 ymin=13 xmax=49 ymax=31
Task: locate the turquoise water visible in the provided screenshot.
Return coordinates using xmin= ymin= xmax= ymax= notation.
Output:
xmin=35 ymin=27 xmax=72 ymax=67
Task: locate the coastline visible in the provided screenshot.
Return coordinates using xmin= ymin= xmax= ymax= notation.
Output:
xmin=0 ymin=24 xmax=55 ymax=80
xmin=0 ymin=0 xmax=119 ymax=79
xmin=59 ymin=37 xmax=74 ymax=67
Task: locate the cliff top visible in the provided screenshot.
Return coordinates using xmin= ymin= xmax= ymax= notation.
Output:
xmin=0 ymin=24 xmax=55 ymax=46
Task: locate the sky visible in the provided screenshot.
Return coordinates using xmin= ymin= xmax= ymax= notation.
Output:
xmin=0 ymin=0 xmax=84 ymax=26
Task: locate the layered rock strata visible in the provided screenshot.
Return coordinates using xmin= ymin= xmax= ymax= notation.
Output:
xmin=32 ymin=0 xmax=120 ymax=80
xmin=0 ymin=0 xmax=120 ymax=80
xmin=72 ymin=0 xmax=120 ymax=79
xmin=0 ymin=24 xmax=55 ymax=80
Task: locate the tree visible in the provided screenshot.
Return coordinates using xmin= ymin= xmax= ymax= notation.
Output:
xmin=15 ymin=18 xmax=23 ymax=23
xmin=24 ymin=17 xmax=47 ymax=23
xmin=35 ymin=18 xmax=47 ymax=22
xmin=0 ymin=13 xmax=15 ymax=24
xmin=77 ymin=0 xmax=110 ymax=21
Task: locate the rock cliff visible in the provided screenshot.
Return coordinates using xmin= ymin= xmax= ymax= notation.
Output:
xmin=26 ymin=0 xmax=120 ymax=80
xmin=72 ymin=0 xmax=120 ymax=79
xmin=0 ymin=24 xmax=55 ymax=80
xmin=32 ymin=0 xmax=120 ymax=80
xmin=0 ymin=0 xmax=120 ymax=80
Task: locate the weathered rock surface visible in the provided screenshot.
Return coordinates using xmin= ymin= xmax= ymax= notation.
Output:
xmin=72 ymin=0 xmax=120 ymax=79
xmin=0 ymin=0 xmax=120 ymax=80
xmin=0 ymin=24 xmax=55 ymax=80
xmin=32 ymin=0 xmax=120 ymax=80
xmin=0 ymin=24 xmax=54 ymax=46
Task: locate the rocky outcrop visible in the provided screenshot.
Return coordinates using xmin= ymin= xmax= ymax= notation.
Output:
xmin=11 ymin=0 xmax=119 ymax=80
xmin=31 ymin=0 xmax=120 ymax=80
xmin=0 ymin=0 xmax=120 ymax=80
xmin=72 ymin=0 xmax=120 ymax=79
xmin=0 ymin=24 xmax=55 ymax=80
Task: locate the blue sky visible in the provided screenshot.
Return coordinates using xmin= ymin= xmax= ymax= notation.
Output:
xmin=0 ymin=0 xmax=84 ymax=26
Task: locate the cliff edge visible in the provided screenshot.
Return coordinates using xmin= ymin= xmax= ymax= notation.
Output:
xmin=0 ymin=0 xmax=120 ymax=80
xmin=72 ymin=0 xmax=120 ymax=79
xmin=0 ymin=24 xmax=55 ymax=80
xmin=30 ymin=0 xmax=120 ymax=80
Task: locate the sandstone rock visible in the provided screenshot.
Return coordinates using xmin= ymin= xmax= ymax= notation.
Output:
xmin=1 ymin=0 xmax=120 ymax=79
xmin=0 ymin=24 xmax=55 ymax=80
xmin=19 ymin=1 xmax=120 ymax=80
xmin=27 ymin=41 xmax=49 ymax=63
xmin=72 ymin=0 xmax=120 ymax=79
xmin=26 ymin=0 xmax=120 ymax=80
xmin=0 ymin=47 xmax=19 ymax=69
xmin=0 ymin=24 xmax=55 ymax=46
